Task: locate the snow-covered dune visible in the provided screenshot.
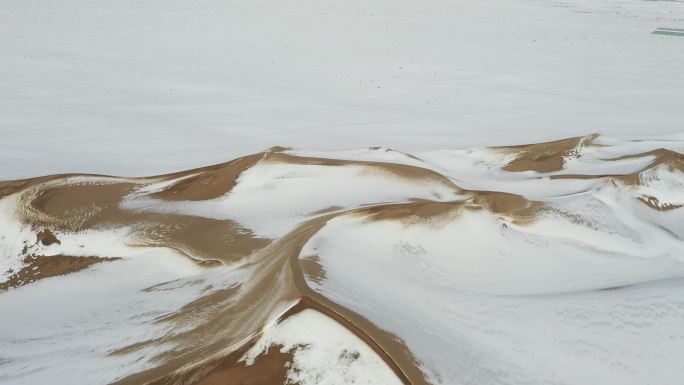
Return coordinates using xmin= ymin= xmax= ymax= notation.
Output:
xmin=1 ymin=135 xmax=683 ymax=384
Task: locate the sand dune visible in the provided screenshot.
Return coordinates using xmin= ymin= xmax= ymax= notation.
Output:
xmin=1 ymin=135 xmax=683 ymax=385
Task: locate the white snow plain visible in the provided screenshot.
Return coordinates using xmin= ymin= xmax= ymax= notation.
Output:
xmin=1 ymin=0 xmax=683 ymax=178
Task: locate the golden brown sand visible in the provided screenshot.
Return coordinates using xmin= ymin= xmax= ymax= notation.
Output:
xmin=151 ymin=154 xmax=263 ymax=202
xmin=1 ymin=254 xmax=118 ymax=291
xmin=496 ymin=134 xmax=598 ymax=173
xmin=2 ymin=229 xmax=119 ymax=291
xmin=185 ymin=345 xmax=295 ymax=385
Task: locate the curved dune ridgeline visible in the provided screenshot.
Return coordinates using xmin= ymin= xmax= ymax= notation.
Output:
xmin=1 ymin=134 xmax=684 ymax=385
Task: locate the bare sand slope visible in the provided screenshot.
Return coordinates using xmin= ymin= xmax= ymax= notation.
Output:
xmin=1 ymin=134 xmax=683 ymax=385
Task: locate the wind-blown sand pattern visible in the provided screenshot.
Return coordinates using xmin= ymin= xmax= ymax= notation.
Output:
xmin=1 ymin=134 xmax=684 ymax=385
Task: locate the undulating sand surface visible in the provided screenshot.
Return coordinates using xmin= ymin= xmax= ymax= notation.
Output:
xmin=1 ymin=134 xmax=683 ymax=385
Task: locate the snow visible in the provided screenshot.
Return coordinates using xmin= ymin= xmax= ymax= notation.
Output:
xmin=0 ymin=180 xmax=185 ymax=282
xmin=412 ymin=136 xmax=684 ymax=199
xmin=0 ymin=190 xmax=249 ymax=385
xmin=285 ymin=135 xmax=684 ymax=202
xmin=284 ymin=148 xmax=430 ymax=169
xmin=300 ymin=181 xmax=684 ymax=384
xmin=0 ymin=249 xmax=213 ymax=385
xmin=1 ymin=0 xmax=683 ymax=178
xmin=0 ymin=194 xmax=35 ymax=280
xmin=122 ymin=159 xmax=463 ymax=238
xmin=635 ymin=164 xmax=684 ymax=207
xmin=242 ymin=308 xmax=403 ymax=385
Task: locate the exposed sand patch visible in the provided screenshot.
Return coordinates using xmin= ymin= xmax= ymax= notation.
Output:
xmin=1 ymin=254 xmax=119 ymax=291
xmin=496 ymin=134 xmax=597 ymax=173
xmin=36 ymin=228 xmax=60 ymax=246
xmin=192 ymin=345 xmax=295 ymax=385
xmin=298 ymin=255 xmax=326 ymax=285
xmin=151 ymin=153 xmax=263 ymax=202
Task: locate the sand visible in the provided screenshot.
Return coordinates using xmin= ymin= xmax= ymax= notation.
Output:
xmin=0 ymin=254 xmax=118 ymax=291
xmin=496 ymin=135 xmax=597 ymax=173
